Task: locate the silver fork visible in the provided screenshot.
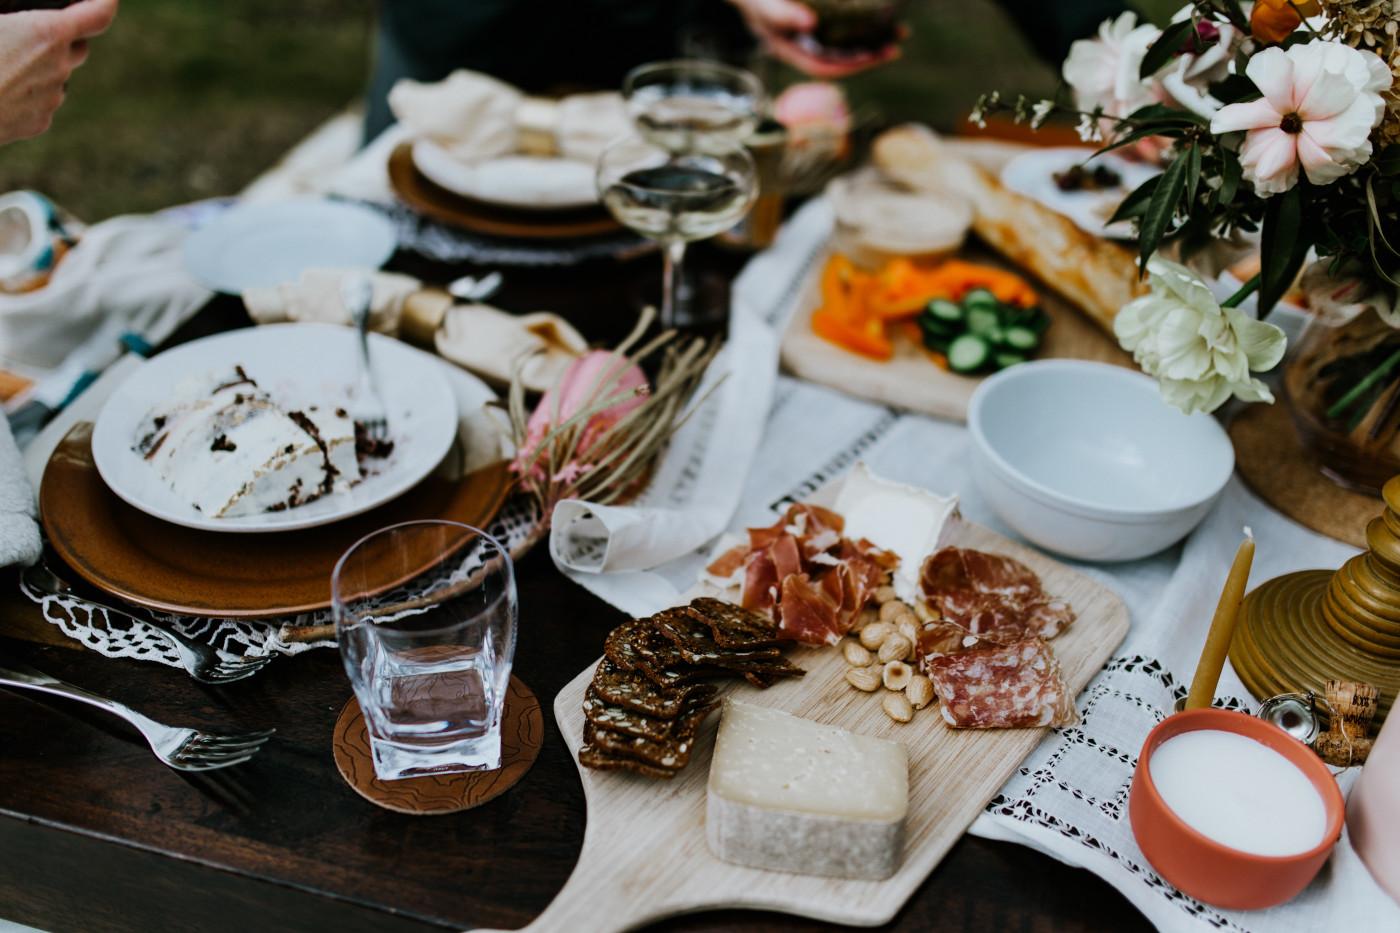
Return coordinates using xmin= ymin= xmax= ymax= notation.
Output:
xmin=21 ymin=563 xmax=273 ymax=685
xmin=341 ymin=273 xmax=389 ymax=441
xmin=0 ymin=654 xmax=274 ymax=771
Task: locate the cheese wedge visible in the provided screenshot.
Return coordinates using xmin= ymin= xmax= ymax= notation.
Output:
xmin=706 ymin=700 xmax=908 ymax=880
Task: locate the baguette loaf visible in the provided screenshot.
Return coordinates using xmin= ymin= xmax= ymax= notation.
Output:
xmin=872 ymin=124 xmax=1147 ymax=336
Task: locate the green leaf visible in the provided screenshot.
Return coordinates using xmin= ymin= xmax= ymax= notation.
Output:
xmin=1140 ymin=19 xmax=1199 ymax=80
xmin=1108 ymin=175 xmax=1161 ymax=224
xmin=1219 ymin=153 xmax=1242 ymax=208
xmin=1185 ymin=141 xmax=1202 ymax=205
xmin=1139 ymin=152 xmax=1190 ymax=273
xmin=1121 ymin=102 xmax=1208 ymax=126
xmin=1375 ymin=147 xmax=1400 ymax=176
xmin=1095 ymin=124 xmax=1186 ymax=156
xmin=1259 ymin=185 xmax=1307 ymax=314
xmin=1208 ymin=75 xmax=1261 ymax=104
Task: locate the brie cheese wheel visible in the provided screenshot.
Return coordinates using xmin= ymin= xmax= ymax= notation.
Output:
xmin=706 ymin=700 xmax=908 ymax=880
xmin=833 ymin=462 xmax=959 ymax=603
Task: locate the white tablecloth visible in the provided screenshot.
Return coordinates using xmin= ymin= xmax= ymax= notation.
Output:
xmin=560 ymin=199 xmax=1400 ymax=933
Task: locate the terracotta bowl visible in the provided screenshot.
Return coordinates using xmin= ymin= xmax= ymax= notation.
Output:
xmin=1129 ymin=708 xmax=1344 ymax=910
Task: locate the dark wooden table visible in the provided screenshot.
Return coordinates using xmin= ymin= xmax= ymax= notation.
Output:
xmin=0 ymin=245 xmax=1155 ymax=933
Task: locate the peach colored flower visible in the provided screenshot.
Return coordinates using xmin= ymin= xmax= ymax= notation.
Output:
xmin=510 ymin=350 xmax=648 ymax=481
xmin=1210 ymin=41 xmax=1392 ymax=196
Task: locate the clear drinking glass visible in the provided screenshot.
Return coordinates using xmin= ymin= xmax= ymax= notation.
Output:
xmin=596 ymin=133 xmax=757 ymax=328
xmin=623 ymin=58 xmax=765 ymax=152
xmin=332 ymin=520 xmax=517 ymax=781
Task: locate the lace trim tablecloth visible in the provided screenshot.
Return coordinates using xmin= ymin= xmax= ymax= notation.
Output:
xmin=20 ymin=495 xmax=539 ymax=667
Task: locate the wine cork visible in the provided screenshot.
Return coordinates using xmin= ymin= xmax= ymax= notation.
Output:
xmin=1313 ymin=679 xmax=1379 ymax=766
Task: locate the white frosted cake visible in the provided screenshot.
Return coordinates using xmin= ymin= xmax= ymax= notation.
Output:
xmin=134 ymin=366 xmax=369 ymax=518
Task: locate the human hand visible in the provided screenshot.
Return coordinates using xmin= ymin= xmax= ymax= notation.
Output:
xmin=726 ymin=0 xmax=901 ymax=79
xmin=0 ymin=0 xmax=118 ymax=146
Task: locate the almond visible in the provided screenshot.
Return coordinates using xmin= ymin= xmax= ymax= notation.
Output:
xmin=845 ymin=666 xmax=882 ymax=692
xmin=843 ymin=640 xmax=873 ymax=667
xmin=906 ymin=675 xmax=935 ymax=709
xmin=883 ymin=691 xmax=914 ymax=723
xmin=877 ymin=632 xmax=913 ymax=663
xmin=878 ymin=600 xmax=907 ymax=623
xmin=874 ymin=584 xmax=898 ymax=604
xmin=859 ymin=621 xmax=894 ymax=650
xmin=882 ymin=660 xmax=913 ymax=691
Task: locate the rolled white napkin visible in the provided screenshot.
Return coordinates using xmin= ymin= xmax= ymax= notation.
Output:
xmin=388 ymin=68 xmax=630 ymax=165
xmin=436 ymin=304 xmax=586 ymax=393
xmin=0 ymin=412 xmax=41 ymax=568
xmin=242 ymin=268 xmax=421 ymax=334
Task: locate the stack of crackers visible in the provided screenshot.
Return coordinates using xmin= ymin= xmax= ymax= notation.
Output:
xmin=579 ymin=597 xmax=805 ymax=779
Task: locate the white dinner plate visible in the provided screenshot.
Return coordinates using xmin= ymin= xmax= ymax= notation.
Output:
xmin=411 ymin=139 xmax=599 ymax=210
xmin=999 ymin=147 xmax=1163 ymax=240
xmin=181 ymin=199 xmax=398 ymax=293
xmin=91 ymin=323 xmax=460 ymax=533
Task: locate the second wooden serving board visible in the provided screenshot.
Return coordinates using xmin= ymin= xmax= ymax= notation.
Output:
xmin=779 ymin=246 xmax=1134 ymax=423
xmin=477 ymin=520 xmax=1129 ymax=933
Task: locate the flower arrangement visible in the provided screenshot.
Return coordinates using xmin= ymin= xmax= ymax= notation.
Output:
xmin=497 ymin=308 xmax=721 ymax=535
xmin=972 ymin=1 xmax=1398 ymax=416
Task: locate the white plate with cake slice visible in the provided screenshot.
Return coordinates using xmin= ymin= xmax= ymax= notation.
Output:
xmin=91 ymin=323 xmax=462 ymax=533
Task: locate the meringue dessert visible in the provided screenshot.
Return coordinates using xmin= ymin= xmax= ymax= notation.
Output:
xmin=133 ymin=366 xmax=375 ymax=518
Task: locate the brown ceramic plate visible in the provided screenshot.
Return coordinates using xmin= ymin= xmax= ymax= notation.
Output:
xmin=387 ymin=142 xmax=623 ymax=240
xmin=39 ymin=422 xmax=513 ymax=619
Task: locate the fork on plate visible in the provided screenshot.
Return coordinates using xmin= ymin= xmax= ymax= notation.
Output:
xmin=21 ymin=562 xmax=273 ymax=685
xmin=341 ymin=273 xmax=389 ymax=442
xmin=0 ymin=653 xmax=274 ymax=772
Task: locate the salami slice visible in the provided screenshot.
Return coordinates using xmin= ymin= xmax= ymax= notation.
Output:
xmin=924 ymin=636 xmax=1078 ymax=729
xmin=919 ymin=547 xmax=1074 ymax=645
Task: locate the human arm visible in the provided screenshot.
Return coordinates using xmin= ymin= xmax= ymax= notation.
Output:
xmin=0 ymin=0 xmax=119 ymax=146
xmin=725 ymin=0 xmax=900 ymax=79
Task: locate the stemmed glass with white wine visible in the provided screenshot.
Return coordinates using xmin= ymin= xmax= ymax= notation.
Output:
xmin=623 ymin=58 xmax=766 ymax=151
xmin=596 ymin=133 xmax=757 ymax=329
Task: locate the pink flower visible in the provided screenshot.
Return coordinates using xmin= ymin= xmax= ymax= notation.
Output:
xmin=1210 ymin=41 xmax=1392 ymax=196
xmin=510 ymin=350 xmax=648 ymax=481
xmin=773 ymin=82 xmax=850 ymax=130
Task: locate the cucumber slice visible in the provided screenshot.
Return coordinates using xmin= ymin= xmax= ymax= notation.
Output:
xmin=926 ymin=298 xmax=963 ymax=322
xmin=1002 ymin=326 xmax=1039 ymax=351
xmin=918 ymin=317 xmax=957 ymax=339
xmin=947 ymin=333 xmax=990 ymax=373
xmin=961 ymin=288 xmax=999 ymax=315
xmin=966 ymin=305 xmax=1001 ymax=336
xmin=994 ymin=351 xmax=1028 ymax=370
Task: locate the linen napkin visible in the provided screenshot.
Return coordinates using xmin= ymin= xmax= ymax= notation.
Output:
xmin=242 ymin=267 xmax=421 ymax=334
xmin=0 ymin=411 xmax=41 ymax=568
xmin=388 ymin=69 xmax=631 ymax=164
xmin=0 ymin=214 xmax=211 ymax=379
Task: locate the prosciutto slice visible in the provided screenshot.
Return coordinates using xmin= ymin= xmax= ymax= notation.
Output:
xmin=704 ymin=503 xmax=897 ymax=646
xmin=918 ymin=547 xmax=1073 ymax=650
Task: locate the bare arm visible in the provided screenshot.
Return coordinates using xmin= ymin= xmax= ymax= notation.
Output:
xmin=0 ymin=0 xmax=118 ymax=146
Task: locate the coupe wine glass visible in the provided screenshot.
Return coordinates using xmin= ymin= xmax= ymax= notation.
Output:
xmin=596 ymin=133 xmax=757 ymax=329
xmin=623 ymin=58 xmax=766 ymax=152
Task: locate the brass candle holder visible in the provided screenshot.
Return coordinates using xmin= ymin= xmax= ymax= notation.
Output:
xmin=1230 ymin=476 xmax=1400 ymax=726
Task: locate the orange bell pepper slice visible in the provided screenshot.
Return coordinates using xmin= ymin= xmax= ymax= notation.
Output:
xmin=812 ymin=303 xmax=892 ymax=360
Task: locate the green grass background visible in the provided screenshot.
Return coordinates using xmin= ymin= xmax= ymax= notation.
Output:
xmin=0 ymin=0 xmax=1181 ymax=221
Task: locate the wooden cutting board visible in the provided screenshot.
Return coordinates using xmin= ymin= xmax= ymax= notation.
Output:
xmin=477 ymin=520 xmax=1129 ymax=933
xmin=780 ymin=246 xmax=1135 ymax=423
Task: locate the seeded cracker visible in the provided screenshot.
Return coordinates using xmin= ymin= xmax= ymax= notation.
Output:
xmin=652 ymin=608 xmax=783 ymax=662
xmin=592 ymin=658 xmax=718 ymax=719
xmin=578 ymin=746 xmax=680 ymax=780
xmin=686 ymin=597 xmax=789 ymax=649
xmin=582 ymin=685 xmax=717 ymax=742
xmin=584 ymin=718 xmax=703 ymax=771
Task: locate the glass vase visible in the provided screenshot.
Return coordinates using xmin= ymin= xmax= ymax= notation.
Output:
xmin=1283 ymin=305 xmax=1400 ymax=496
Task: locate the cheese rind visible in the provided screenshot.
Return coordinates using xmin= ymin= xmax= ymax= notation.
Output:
xmin=706 ymin=700 xmax=908 ymax=880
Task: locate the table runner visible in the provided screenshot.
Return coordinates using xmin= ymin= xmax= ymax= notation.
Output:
xmin=557 ymin=199 xmax=1400 ymax=933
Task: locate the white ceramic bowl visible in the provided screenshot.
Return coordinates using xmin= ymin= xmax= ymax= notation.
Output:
xmin=966 ymin=360 xmax=1234 ymax=561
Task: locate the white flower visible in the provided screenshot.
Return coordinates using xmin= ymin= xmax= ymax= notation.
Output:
xmin=1210 ymin=41 xmax=1392 ymax=196
xmin=1114 ymin=257 xmax=1287 ymax=414
xmin=1063 ymin=12 xmax=1161 ymax=119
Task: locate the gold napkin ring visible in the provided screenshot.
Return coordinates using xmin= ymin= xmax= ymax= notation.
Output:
xmin=515 ymin=96 xmax=561 ymax=157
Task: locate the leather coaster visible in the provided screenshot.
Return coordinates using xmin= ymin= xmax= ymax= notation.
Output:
xmin=333 ymin=675 xmax=542 ymax=815
xmin=1228 ymin=402 xmax=1381 ymax=550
